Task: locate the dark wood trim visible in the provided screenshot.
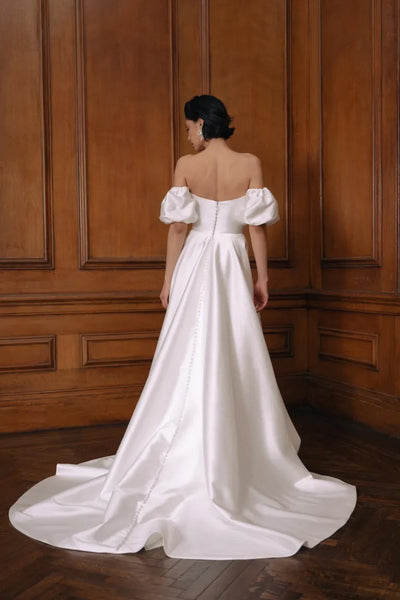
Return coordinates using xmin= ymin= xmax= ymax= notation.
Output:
xmin=284 ymin=0 xmax=293 ymax=266
xmin=2 ymin=289 xmax=400 ymax=316
xmin=200 ymin=0 xmax=210 ymax=94
xmin=169 ymin=0 xmax=180 ymax=165
xmin=307 ymin=289 xmax=400 ymax=314
xmin=397 ymin=0 xmax=400 ymax=293
xmin=0 ymin=290 xmax=308 ymax=317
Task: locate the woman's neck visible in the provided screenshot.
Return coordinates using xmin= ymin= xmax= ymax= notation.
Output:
xmin=203 ymin=138 xmax=229 ymax=152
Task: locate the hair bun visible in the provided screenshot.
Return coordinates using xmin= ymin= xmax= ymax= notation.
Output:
xmin=184 ymin=95 xmax=235 ymax=141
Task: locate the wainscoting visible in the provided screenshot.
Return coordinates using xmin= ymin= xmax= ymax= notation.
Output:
xmin=0 ymin=0 xmax=399 ymax=436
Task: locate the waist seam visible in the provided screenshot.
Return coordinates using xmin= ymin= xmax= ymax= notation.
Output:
xmin=190 ymin=229 xmax=244 ymax=236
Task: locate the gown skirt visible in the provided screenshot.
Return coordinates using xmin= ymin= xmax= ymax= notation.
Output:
xmin=8 ymin=186 xmax=357 ymax=559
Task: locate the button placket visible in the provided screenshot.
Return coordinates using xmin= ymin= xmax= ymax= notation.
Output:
xmin=210 ymin=201 xmax=220 ymax=239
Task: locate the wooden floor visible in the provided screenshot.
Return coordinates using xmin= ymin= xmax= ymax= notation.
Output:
xmin=1 ymin=405 xmax=399 ymax=600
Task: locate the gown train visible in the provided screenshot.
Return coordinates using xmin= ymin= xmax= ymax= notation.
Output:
xmin=8 ymin=186 xmax=357 ymax=559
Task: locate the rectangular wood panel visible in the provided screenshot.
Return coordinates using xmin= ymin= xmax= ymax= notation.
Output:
xmin=0 ymin=0 xmax=53 ymax=269
xmin=77 ymin=0 xmax=174 ymax=268
xmin=318 ymin=327 xmax=378 ymax=370
xmin=320 ymin=0 xmax=381 ymax=266
xmin=0 ymin=336 xmax=56 ymax=372
xmin=264 ymin=326 xmax=294 ymax=358
xmin=81 ymin=331 xmax=159 ymax=367
xmin=308 ymin=309 xmax=395 ymax=395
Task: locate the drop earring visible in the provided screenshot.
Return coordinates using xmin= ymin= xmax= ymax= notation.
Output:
xmin=197 ymin=129 xmax=203 ymax=138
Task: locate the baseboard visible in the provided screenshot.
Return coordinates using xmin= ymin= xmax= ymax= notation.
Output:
xmin=0 ymin=373 xmax=306 ymax=434
xmin=0 ymin=384 xmax=142 ymax=434
xmin=306 ymin=374 xmax=400 ymax=437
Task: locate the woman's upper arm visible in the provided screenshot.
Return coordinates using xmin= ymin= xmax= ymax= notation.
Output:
xmin=248 ymin=155 xmax=264 ymax=189
xmin=173 ymin=155 xmax=190 ymax=187
xmin=247 ymin=155 xmax=266 ymax=229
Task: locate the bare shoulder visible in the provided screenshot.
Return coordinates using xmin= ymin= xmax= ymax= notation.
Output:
xmin=240 ymin=152 xmax=262 ymax=165
xmin=232 ymin=151 xmax=262 ymax=172
xmin=242 ymin=153 xmax=263 ymax=187
xmin=176 ymin=153 xmax=194 ymax=163
xmin=175 ymin=153 xmax=194 ymax=170
xmin=176 ymin=153 xmax=197 ymax=171
xmin=173 ymin=154 xmax=194 ymax=186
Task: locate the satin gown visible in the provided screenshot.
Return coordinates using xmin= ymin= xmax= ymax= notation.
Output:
xmin=8 ymin=186 xmax=357 ymax=559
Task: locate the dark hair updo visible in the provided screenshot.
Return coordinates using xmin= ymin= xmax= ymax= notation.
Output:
xmin=184 ymin=94 xmax=235 ymax=140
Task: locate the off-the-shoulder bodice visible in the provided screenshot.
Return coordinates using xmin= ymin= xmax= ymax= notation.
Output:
xmin=159 ymin=186 xmax=279 ymax=234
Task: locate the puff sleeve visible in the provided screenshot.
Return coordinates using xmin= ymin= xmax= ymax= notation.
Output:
xmin=159 ymin=186 xmax=198 ymax=224
xmin=244 ymin=187 xmax=280 ymax=226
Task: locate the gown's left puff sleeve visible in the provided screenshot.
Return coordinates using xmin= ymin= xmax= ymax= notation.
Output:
xmin=244 ymin=187 xmax=280 ymax=226
xmin=159 ymin=186 xmax=198 ymax=224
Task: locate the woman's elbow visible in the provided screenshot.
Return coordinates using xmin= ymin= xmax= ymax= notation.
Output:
xmin=248 ymin=224 xmax=266 ymax=233
xmin=169 ymin=221 xmax=188 ymax=234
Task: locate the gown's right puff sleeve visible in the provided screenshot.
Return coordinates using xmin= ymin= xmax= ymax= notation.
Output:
xmin=244 ymin=187 xmax=280 ymax=226
xmin=159 ymin=186 xmax=198 ymax=224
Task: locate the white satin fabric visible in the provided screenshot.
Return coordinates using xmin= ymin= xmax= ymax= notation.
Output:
xmin=9 ymin=187 xmax=357 ymax=559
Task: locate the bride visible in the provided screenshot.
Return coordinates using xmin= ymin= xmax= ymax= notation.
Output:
xmin=9 ymin=94 xmax=357 ymax=560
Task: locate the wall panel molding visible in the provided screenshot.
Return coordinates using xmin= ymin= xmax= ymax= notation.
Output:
xmin=200 ymin=0 xmax=210 ymax=94
xmin=75 ymin=0 xmax=173 ymax=270
xmin=307 ymin=290 xmax=400 ymax=315
xmin=4 ymin=290 xmax=400 ymax=317
xmin=263 ymin=325 xmax=294 ymax=358
xmin=319 ymin=0 xmax=383 ymax=268
xmin=81 ymin=331 xmax=159 ymax=368
xmin=0 ymin=0 xmax=54 ymax=270
xmin=170 ymin=0 xmax=179 ymax=164
xmin=318 ymin=326 xmax=379 ymax=370
xmin=0 ymin=290 xmax=308 ymax=317
xmin=0 ymin=335 xmax=56 ymax=373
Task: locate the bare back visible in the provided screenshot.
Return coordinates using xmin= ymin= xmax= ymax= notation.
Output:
xmin=175 ymin=144 xmax=263 ymax=202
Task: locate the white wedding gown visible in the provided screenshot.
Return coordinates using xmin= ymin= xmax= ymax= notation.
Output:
xmin=8 ymin=186 xmax=357 ymax=559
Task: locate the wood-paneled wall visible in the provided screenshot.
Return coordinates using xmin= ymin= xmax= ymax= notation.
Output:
xmin=307 ymin=0 xmax=400 ymax=436
xmin=0 ymin=0 xmax=398 ymax=436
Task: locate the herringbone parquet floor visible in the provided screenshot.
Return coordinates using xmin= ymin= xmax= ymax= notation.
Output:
xmin=1 ymin=405 xmax=399 ymax=600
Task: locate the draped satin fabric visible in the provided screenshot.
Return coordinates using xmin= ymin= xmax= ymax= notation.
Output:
xmin=8 ymin=187 xmax=357 ymax=559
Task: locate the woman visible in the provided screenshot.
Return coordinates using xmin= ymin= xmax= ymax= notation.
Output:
xmin=160 ymin=95 xmax=271 ymax=315
xmin=9 ymin=95 xmax=357 ymax=559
